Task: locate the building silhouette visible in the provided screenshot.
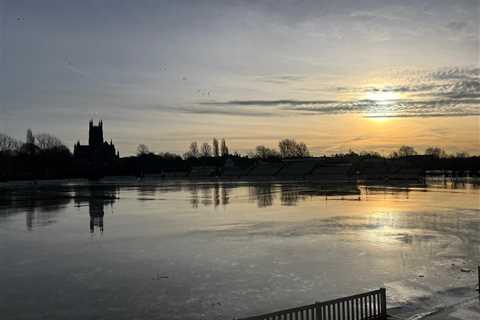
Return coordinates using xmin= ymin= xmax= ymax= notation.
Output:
xmin=89 ymin=196 xmax=105 ymax=233
xmin=74 ymin=120 xmax=119 ymax=163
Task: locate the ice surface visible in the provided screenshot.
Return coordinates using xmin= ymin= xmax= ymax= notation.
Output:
xmin=0 ymin=179 xmax=479 ymax=319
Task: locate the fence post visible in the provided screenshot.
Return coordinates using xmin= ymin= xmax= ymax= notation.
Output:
xmin=477 ymin=265 xmax=479 ymax=294
xmin=315 ymin=302 xmax=320 ymax=320
xmin=380 ymin=288 xmax=387 ymax=319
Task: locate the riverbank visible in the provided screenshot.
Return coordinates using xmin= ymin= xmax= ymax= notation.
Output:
xmin=386 ymin=265 xmax=479 ymax=320
xmin=423 ymin=298 xmax=480 ymax=320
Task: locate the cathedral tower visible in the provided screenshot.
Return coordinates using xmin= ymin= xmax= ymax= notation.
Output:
xmin=88 ymin=120 xmax=103 ymax=147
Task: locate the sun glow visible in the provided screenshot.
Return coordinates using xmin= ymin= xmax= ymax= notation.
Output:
xmin=366 ymin=90 xmax=401 ymax=102
xmin=362 ymin=88 xmax=404 ymax=122
xmin=367 ymin=115 xmax=390 ymax=123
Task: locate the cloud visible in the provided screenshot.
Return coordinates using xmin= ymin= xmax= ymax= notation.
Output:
xmin=197 ymin=98 xmax=480 ymax=118
xmin=446 ymin=21 xmax=469 ymax=32
xmin=142 ymin=104 xmax=277 ymax=117
xmin=430 ymin=67 xmax=479 ymax=81
xmin=364 ymin=113 xmax=480 ymax=118
xmin=257 ymin=75 xmax=306 ymax=84
xmin=201 ymin=100 xmax=338 ymax=106
xmin=284 ymin=98 xmax=479 ymax=118
xmin=186 ymin=66 xmax=480 ymax=118
xmin=199 ymin=68 xmax=480 ymax=118
xmin=176 ymin=106 xmax=276 ymax=117
xmin=369 ymin=84 xmax=441 ymax=93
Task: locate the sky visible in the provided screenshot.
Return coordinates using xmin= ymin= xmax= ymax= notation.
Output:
xmin=0 ymin=0 xmax=479 ymax=156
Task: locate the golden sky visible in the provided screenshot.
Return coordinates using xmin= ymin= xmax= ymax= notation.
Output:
xmin=1 ymin=1 xmax=478 ymax=155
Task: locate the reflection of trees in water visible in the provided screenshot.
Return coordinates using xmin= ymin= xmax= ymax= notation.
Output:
xmin=213 ymin=184 xmax=220 ymax=207
xmin=426 ymin=177 xmax=480 ymax=190
xmin=200 ymin=184 xmax=213 ymax=207
xmin=186 ymin=184 xmax=199 ymax=208
xmin=247 ymin=183 xmax=362 ymax=208
xmin=0 ymin=188 xmax=72 ymax=230
xmin=445 ymin=179 xmax=480 ymax=190
xmin=137 ymin=184 xmax=157 ymax=199
xmin=136 ymin=183 xmax=184 ymax=200
xmin=283 ymin=184 xmax=362 ymax=206
xmin=221 ymin=183 xmax=232 ymax=206
xmin=184 ymin=183 xmax=234 ymax=208
xmin=249 ymin=184 xmax=275 ymax=208
xmin=363 ymin=186 xmax=411 ymax=200
xmin=0 ymin=185 xmax=119 ymax=232
xmin=24 ymin=195 xmax=71 ymax=230
xmin=280 ymin=185 xmax=305 ymax=206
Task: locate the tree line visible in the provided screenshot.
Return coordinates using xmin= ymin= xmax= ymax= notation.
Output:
xmin=136 ymin=138 xmax=311 ymax=160
xmin=0 ymin=129 xmax=69 ymax=154
xmin=1 ymin=129 xmax=472 ymax=161
xmin=1 ymin=129 xmax=477 ymax=181
xmin=0 ymin=130 xmax=73 ymax=180
xmin=136 ymin=139 xmax=469 ymax=161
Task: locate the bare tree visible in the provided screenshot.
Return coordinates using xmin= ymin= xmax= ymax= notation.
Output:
xmin=278 ymin=138 xmax=310 ymax=158
xmin=26 ymin=129 xmax=35 ymax=145
xmin=397 ymin=145 xmax=417 ymax=157
xmin=200 ymin=142 xmax=212 ymax=157
xmin=220 ymin=138 xmax=229 ymax=157
xmin=254 ymin=145 xmax=279 ymax=159
xmin=35 ymin=133 xmax=66 ymax=150
xmin=189 ymin=141 xmax=199 ymax=158
xmin=212 ymin=138 xmax=219 ymax=157
xmin=425 ymin=146 xmax=447 ymax=158
xmin=359 ymin=151 xmax=382 ymax=158
xmin=137 ymin=144 xmax=150 ymax=156
xmin=279 ymin=139 xmax=295 ymax=158
xmin=455 ymin=151 xmax=469 ymax=158
xmin=0 ymin=133 xmax=21 ymax=152
xmin=295 ymin=142 xmax=310 ymax=157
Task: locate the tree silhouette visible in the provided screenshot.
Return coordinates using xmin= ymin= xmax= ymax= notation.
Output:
xmin=26 ymin=129 xmax=35 ymax=145
xmin=220 ymin=138 xmax=229 ymax=157
xmin=425 ymin=146 xmax=447 ymax=158
xmin=278 ymin=139 xmax=310 ymax=158
xmin=137 ymin=144 xmax=150 ymax=156
xmin=189 ymin=141 xmax=199 ymax=158
xmin=212 ymin=138 xmax=219 ymax=157
xmin=201 ymin=142 xmax=212 ymax=157
xmin=455 ymin=152 xmax=469 ymax=158
xmin=0 ymin=133 xmax=21 ymax=152
xmin=35 ymin=133 xmax=66 ymax=150
xmin=254 ymin=145 xmax=279 ymax=159
xmin=398 ymin=145 xmax=417 ymax=157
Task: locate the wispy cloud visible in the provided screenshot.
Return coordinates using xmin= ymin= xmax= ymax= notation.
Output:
xmin=141 ymin=104 xmax=278 ymax=117
xmin=196 ymin=67 xmax=480 ymax=118
xmin=176 ymin=106 xmax=276 ymax=117
xmin=430 ymin=67 xmax=479 ymax=81
xmin=364 ymin=113 xmax=480 ymax=118
xmin=201 ymin=100 xmax=337 ymax=106
xmin=446 ymin=21 xmax=469 ymax=32
xmin=257 ymin=75 xmax=307 ymax=84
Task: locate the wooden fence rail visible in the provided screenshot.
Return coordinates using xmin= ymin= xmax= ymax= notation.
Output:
xmin=237 ymin=288 xmax=387 ymax=320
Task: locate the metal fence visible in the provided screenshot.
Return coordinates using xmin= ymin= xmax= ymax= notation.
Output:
xmin=238 ymin=288 xmax=387 ymax=320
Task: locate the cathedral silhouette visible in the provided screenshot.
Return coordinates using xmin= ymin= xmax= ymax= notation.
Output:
xmin=74 ymin=120 xmax=119 ymax=163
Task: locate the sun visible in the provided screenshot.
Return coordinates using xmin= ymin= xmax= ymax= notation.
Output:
xmin=362 ymin=88 xmax=404 ymax=121
xmin=366 ymin=90 xmax=401 ymax=102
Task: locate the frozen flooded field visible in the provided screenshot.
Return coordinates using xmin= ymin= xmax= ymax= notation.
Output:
xmin=0 ymin=178 xmax=479 ymax=320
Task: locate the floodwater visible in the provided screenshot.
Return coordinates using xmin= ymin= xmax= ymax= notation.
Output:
xmin=0 ymin=178 xmax=479 ymax=320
